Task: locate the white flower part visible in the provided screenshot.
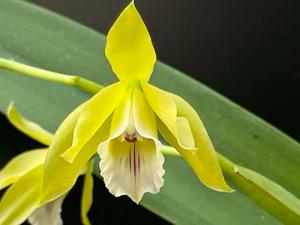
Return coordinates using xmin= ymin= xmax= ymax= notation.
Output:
xmin=28 ymin=195 xmax=65 ymax=225
xmin=98 ymin=138 xmax=164 ymax=203
xmin=97 ymin=88 xmax=165 ymax=203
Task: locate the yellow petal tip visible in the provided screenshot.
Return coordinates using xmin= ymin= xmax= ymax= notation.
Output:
xmin=7 ymin=101 xmax=15 ymax=114
xmin=211 ymin=185 xmax=235 ymax=193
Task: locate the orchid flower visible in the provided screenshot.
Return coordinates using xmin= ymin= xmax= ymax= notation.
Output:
xmin=41 ymin=1 xmax=232 ymax=205
xmin=0 ymin=104 xmax=94 ymax=225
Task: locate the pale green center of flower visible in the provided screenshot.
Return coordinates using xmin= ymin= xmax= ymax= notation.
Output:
xmin=127 ymin=79 xmax=141 ymax=89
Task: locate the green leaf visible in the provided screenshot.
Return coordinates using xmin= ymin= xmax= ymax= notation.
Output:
xmin=0 ymin=0 xmax=299 ymax=224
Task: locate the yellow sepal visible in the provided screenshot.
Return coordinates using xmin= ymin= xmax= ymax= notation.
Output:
xmin=60 ymin=82 xmax=128 ymax=163
xmin=158 ymin=94 xmax=233 ymax=192
xmin=142 ymin=83 xmax=195 ymax=149
xmin=0 ymin=165 xmax=43 ymax=225
xmin=109 ymin=88 xmax=132 ymax=137
xmin=0 ymin=149 xmax=47 ymax=190
xmin=133 ymin=88 xmax=158 ymax=139
xmin=42 ymin=98 xmax=114 ymax=204
xmin=105 ymin=1 xmax=156 ymax=82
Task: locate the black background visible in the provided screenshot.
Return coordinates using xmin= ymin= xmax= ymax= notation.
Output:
xmin=1 ymin=0 xmax=299 ymax=224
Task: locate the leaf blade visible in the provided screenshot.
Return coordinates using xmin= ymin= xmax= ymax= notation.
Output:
xmin=0 ymin=1 xmax=299 ymax=224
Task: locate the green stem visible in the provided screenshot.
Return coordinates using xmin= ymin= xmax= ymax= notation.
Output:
xmin=217 ymin=153 xmax=235 ymax=174
xmin=160 ymin=146 xmax=180 ymax=156
xmin=0 ymin=57 xmax=103 ymax=94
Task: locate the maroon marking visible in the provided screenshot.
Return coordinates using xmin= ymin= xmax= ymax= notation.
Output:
xmin=138 ymin=151 xmax=140 ymax=175
xmin=129 ymin=149 xmax=132 ymax=172
xmin=133 ymin=142 xmax=136 ymax=178
xmin=125 ymin=133 xmax=137 ymax=142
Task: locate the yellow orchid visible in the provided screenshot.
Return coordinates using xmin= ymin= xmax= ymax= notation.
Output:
xmin=0 ymin=104 xmax=94 ymax=225
xmin=41 ymin=1 xmax=232 ymax=205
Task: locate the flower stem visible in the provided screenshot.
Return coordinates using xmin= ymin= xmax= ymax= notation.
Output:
xmin=160 ymin=146 xmax=180 ymax=156
xmin=0 ymin=57 xmax=103 ymax=94
xmin=217 ymin=153 xmax=235 ymax=173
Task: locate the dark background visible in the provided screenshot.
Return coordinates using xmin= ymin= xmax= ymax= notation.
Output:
xmin=1 ymin=0 xmax=299 ymax=224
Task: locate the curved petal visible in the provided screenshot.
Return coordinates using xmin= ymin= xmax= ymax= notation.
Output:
xmin=158 ymin=93 xmax=233 ymax=192
xmin=105 ymin=2 xmax=156 ymax=81
xmin=41 ymin=97 xmax=83 ymax=204
xmin=42 ymin=83 xmax=126 ymax=204
xmin=61 ymin=81 xmax=127 ymax=163
xmin=0 ymin=149 xmax=47 ymax=190
xmin=7 ymin=103 xmax=53 ymax=145
xmin=98 ymin=138 xmax=164 ymax=203
xmin=176 ymin=117 xmax=195 ymax=148
xmin=0 ymin=165 xmax=43 ymax=225
xmin=42 ymin=115 xmax=112 ymax=205
xmin=28 ymin=195 xmax=66 ymax=225
xmin=142 ymin=83 xmax=195 ymax=149
xmin=133 ymin=88 xmax=157 ymax=139
xmin=109 ymin=88 xmax=132 ymax=137
xmin=81 ymin=159 xmax=94 ymax=225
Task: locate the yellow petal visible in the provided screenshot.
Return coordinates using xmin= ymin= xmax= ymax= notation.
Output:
xmin=105 ymin=1 xmax=156 ymax=81
xmin=42 ymin=113 xmax=112 ymax=205
xmin=142 ymin=83 xmax=195 ymax=149
xmin=176 ymin=117 xmax=195 ymax=148
xmin=7 ymin=103 xmax=53 ymax=145
xmin=41 ymin=83 xmax=127 ymax=203
xmin=158 ymin=93 xmax=233 ymax=192
xmin=142 ymin=83 xmax=177 ymax=137
xmin=0 ymin=149 xmax=47 ymax=190
xmin=41 ymin=99 xmax=83 ymax=204
xmin=133 ymin=88 xmax=157 ymax=139
xmin=61 ymin=81 xmax=127 ymax=163
xmin=109 ymin=88 xmax=133 ymax=137
xmin=0 ymin=165 xmax=43 ymax=225
xmin=81 ymin=159 xmax=94 ymax=225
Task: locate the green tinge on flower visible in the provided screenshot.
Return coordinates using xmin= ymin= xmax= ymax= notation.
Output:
xmin=42 ymin=0 xmax=232 ymax=205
